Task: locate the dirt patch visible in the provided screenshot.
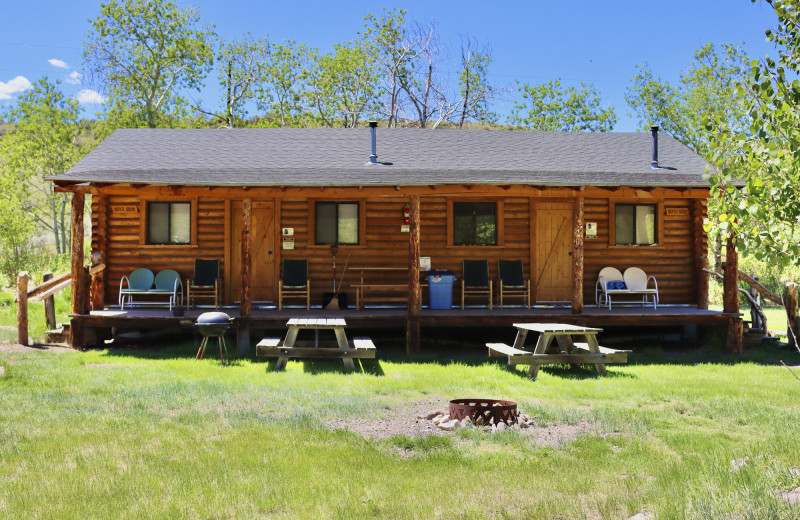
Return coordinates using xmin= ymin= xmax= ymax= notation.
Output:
xmin=0 ymin=326 xmax=17 ymax=331
xmin=323 ymin=399 xmax=598 ymax=446
xmin=0 ymin=341 xmax=74 ymax=354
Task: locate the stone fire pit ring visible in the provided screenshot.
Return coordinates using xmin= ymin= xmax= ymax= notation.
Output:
xmin=448 ymin=398 xmax=517 ymax=425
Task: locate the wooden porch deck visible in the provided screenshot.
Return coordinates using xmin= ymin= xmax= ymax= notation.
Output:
xmin=77 ymin=304 xmax=737 ymax=334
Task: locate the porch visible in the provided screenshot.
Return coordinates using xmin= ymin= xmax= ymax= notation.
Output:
xmin=73 ymin=304 xmax=739 ymax=351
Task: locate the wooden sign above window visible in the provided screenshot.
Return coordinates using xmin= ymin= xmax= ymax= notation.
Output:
xmin=111 ymin=204 xmax=139 ymax=218
xmin=665 ymin=207 xmax=689 ymax=218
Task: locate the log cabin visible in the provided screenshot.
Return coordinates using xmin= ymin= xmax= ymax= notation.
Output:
xmin=49 ymin=124 xmax=743 ymax=352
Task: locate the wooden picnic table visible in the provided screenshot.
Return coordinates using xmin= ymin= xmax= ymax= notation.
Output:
xmin=255 ymin=318 xmax=375 ymax=372
xmin=487 ymin=323 xmax=630 ymax=379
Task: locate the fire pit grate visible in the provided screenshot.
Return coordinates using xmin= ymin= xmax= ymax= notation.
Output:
xmin=448 ymin=398 xmax=517 ymax=424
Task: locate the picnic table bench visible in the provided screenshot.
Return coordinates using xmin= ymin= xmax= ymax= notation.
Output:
xmin=255 ymin=318 xmax=375 ymax=372
xmin=487 ymin=323 xmax=631 ymax=379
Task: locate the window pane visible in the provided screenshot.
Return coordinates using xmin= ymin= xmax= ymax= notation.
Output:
xmin=454 ymin=202 xmax=496 ymax=245
xmin=635 ymin=205 xmax=656 ymax=245
xmin=474 ymin=203 xmax=497 ymax=245
xmin=315 ymin=203 xmax=337 ymax=244
xmin=338 ymin=203 xmax=359 ymax=244
xmin=148 ymin=203 xmax=170 ymax=244
xmin=615 ymin=205 xmax=634 ymax=245
xmin=170 ymin=203 xmax=191 ymax=244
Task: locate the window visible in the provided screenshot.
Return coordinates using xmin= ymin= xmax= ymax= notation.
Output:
xmin=615 ymin=204 xmax=656 ymax=245
xmin=453 ymin=202 xmax=497 ymax=246
xmin=315 ymin=202 xmax=359 ymax=245
xmin=147 ymin=202 xmax=191 ymax=244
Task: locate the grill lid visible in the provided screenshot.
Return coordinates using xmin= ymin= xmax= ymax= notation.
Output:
xmin=196 ymin=311 xmax=231 ymax=324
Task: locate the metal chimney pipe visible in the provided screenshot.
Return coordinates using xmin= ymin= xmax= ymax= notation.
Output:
xmin=650 ymin=125 xmax=659 ymax=168
xmin=369 ymin=121 xmax=378 ymax=164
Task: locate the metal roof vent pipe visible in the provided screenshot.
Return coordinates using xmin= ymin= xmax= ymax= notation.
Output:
xmin=650 ymin=125 xmax=659 ymax=168
xmin=369 ymin=121 xmax=378 ymax=164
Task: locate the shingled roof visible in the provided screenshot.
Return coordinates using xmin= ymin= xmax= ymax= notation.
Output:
xmin=51 ymin=127 xmax=715 ymax=188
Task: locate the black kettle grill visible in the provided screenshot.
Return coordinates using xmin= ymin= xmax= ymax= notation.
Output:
xmin=194 ymin=311 xmax=232 ymax=364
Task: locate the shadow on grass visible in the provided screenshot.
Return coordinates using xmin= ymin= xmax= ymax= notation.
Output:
xmin=95 ymin=327 xmax=800 ymax=373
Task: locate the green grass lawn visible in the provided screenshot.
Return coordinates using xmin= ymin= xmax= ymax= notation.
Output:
xmin=1 ymin=340 xmax=799 ymax=519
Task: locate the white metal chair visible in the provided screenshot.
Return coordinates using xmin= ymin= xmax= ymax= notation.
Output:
xmin=623 ymin=267 xmax=659 ymax=309
xmin=595 ymin=267 xmax=627 ymax=309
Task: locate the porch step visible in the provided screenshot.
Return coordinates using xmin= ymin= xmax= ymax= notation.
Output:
xmin=45 ymin=324 xmax=69 ymax=343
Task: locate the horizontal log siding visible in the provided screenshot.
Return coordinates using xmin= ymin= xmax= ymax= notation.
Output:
xmin=92 ymin=187 xmax=705 ymax=307
xmin=100 ymin=195 xmax=225 ymax=304
xmin=583 ymin=198 xmax=696 ymax=304
xmin=279 ymin=196 xmax=531 ymax=304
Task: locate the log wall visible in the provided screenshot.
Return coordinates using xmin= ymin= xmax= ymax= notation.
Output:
xmin=92 ymin=186 xmax=708 ymax=307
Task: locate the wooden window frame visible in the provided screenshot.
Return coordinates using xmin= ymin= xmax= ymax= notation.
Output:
xmin=307 ymin=200 xmax=366 ymax=249
xmin=139 ymin=197 xmax=198 ymax=248
xmin=447 ymin=199 xmax=505 ymax=248
xmin=608 ymin=198 xmax=664 ymax=248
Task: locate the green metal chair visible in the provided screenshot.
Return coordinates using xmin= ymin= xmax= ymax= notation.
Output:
xmin=152 ymin=269 xmax=183 ymax=310
xmin=498 ymin=260 xmax=530 ymax=309
xmin=279 ymin=259 xmax=310 ymax=310
xmin=187 ymin=259 xmax=221 ymax=308
xmin=461 ymin=259 xmax=492 ymax=309
xmin=119 ymin=268 xmax=154 ymax=309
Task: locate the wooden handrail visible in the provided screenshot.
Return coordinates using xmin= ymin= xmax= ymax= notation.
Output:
xmin=17 ymin=262 xmax=102 ymax=345
xmin=704 ymin=267 xmax=783 ymax=306
xmin=26 ymin=271 xmax=71 ymax=300
xmin=88 ymin=263 xmax=106 ymax=276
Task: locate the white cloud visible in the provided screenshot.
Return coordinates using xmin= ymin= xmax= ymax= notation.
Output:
xmin=66 ymin=71 xmax=82 ymax=85
xmin=0 ymin=76 xmax=33 ymax=100
xmin=75 ymin=89 xmax=106 ymax=104
xmin=48 ymin=59 xmax=69 ymax=69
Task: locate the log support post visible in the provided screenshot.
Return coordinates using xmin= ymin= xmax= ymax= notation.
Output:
xmin=90 ymin=252 xmax=105 ymax=311
xmin=692 ymin=199 xmax=709 ymax=309
xmin=407 ymin=196 xmax=421 ymax=354
xmin=723 ymin=233 xmax=742 ymax=354
xmin=70 ymin=192 xmax=85 ymax=349
xmin=16 ymin=271 xmax=29 ymax=346
xmin=238 ymin=198 xmax=252 ymax=355
xmin=571 ymin=197 xmax=584 ymax=314
xmin=43 ymin=272 xmax=56 ymax=330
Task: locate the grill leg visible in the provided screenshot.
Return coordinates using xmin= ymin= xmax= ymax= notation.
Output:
xmin=219 ymin=335 xmax=229 ymax=365
xmin=195 ymin=336 xmax=208 ymax=361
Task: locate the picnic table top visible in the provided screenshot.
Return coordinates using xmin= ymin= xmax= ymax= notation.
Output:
xmin=512 ymin=323 xmax=602 ymax=334
xmin=286 ymin=318 xmax=346 ymax=328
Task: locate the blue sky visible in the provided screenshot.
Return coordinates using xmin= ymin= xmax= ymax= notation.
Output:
xmin=0 ymin=0 xmax=781 ymax=131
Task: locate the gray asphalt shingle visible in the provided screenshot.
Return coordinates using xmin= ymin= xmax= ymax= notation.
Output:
xmin=51 ymin=128 xmax=715 ymax=188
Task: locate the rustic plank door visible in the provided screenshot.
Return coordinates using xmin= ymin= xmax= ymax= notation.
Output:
xmin=534 ymin=201 xmax=573 ymax=302
xmin=231 ymin=201 xmax=276 ymax=304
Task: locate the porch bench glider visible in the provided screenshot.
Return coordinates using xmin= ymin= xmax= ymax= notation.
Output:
xmin=256 ymin=336 xmax=376 ymax=360
xmin=353 ymin=284 xmax=426 ymax=310
xmin=595 ymin=267 xmax=659 ymax=309
xmin=351 ymin=267 xmax=425 ymax=310
xmin=119 ymin=268 xmax=183 ymax=310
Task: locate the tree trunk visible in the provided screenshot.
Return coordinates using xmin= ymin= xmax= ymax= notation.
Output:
xmin=52 ymin=201 xmax=61 ymax=255
xmin=226 ymin=60 xmax=234 ymax=129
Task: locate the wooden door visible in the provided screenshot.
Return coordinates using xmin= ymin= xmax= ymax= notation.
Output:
xmin=231 ymin=201 xmax=276 ymax=303
xmin=534 ymin=202 xmax=573 ymax=302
